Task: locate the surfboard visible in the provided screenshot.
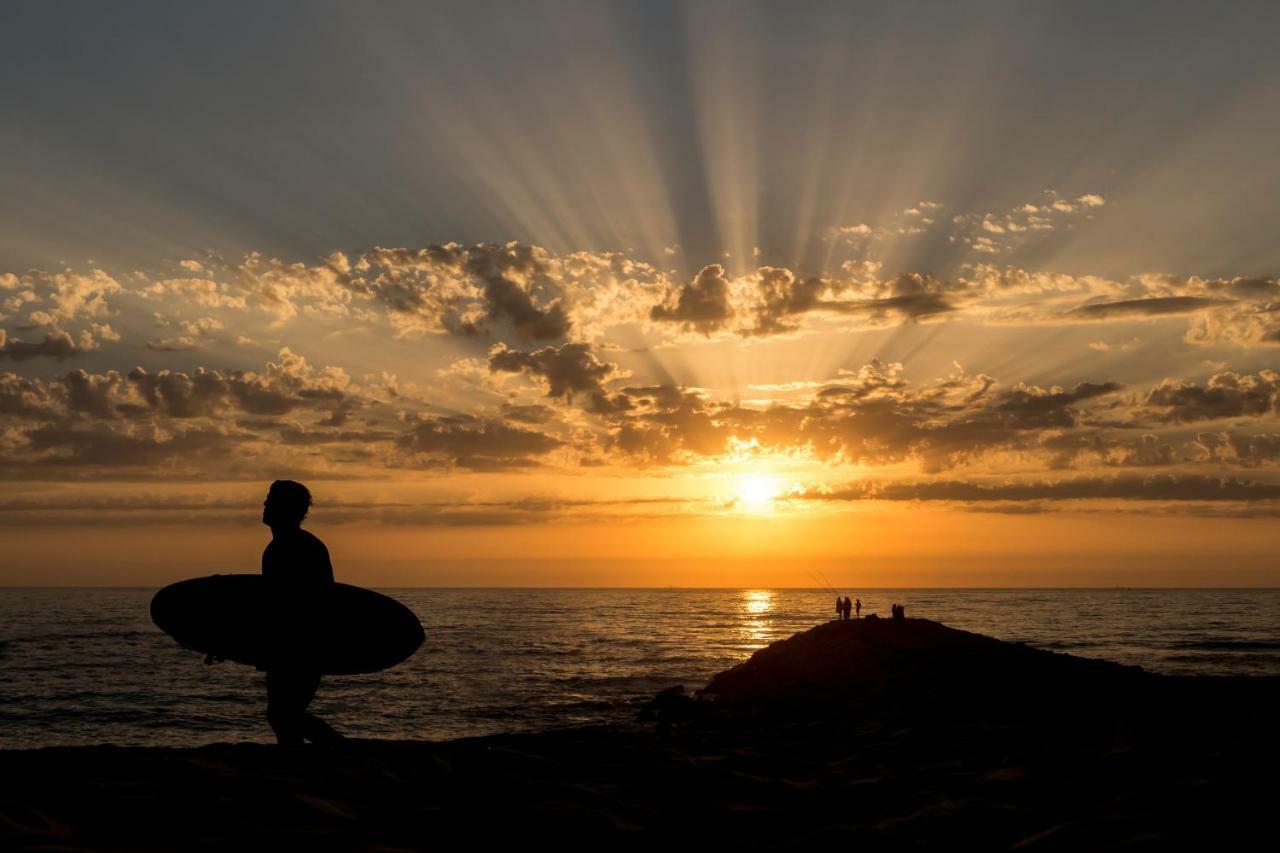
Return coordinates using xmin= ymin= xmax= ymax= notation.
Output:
xmin=151 ymin=575 xmax=425 ymax=675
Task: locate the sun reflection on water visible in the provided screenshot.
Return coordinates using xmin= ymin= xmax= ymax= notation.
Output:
xmin=740 ymin=589 xmax=774 ymax=648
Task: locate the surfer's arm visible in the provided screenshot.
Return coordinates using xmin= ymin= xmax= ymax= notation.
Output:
xmin=319 ymin=542 xmax=334 ymax=583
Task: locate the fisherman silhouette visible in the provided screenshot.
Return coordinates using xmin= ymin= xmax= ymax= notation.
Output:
xmin=261 ymin=480 xmax=342 ymax=746
xmin=855 ymin=598 xmax=862 ymax=619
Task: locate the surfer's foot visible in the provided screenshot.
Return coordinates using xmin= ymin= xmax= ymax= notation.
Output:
xmin=302 ymin=714 xmax=346 ymax=747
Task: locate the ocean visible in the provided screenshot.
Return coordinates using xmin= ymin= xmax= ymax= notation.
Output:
xmin=2 ymin=587 xmax=1278 ymax=749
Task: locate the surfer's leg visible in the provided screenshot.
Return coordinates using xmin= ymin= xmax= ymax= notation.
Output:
xmin=301 ymin=712 xmax=344 ymax=744
xmin=295 ymin=673 xmax=345 ymax=744
xmin=266 ymin=670 xmax=307 ymax=746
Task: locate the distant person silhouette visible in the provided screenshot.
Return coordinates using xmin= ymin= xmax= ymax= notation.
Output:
xmin=842 ymin=596 xmax=852 ymax=620
xmin=855 ymin=598 xmax=862 ymax=619
xmin=835 ymin=596 xmax=843 ymax=621
xmin=261 ymin=479 xmax=342 ymax=746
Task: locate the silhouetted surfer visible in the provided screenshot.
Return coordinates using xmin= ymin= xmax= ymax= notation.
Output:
xmin=261 ymin=480 xmax=341 ymax=746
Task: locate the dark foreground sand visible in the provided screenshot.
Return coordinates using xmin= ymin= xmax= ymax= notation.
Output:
xmin=3 ymin=618 xmax=1277 ymax=850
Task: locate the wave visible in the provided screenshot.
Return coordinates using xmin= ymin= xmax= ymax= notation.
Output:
xmin=1170 ymin=639 xmax=1280 ymax=651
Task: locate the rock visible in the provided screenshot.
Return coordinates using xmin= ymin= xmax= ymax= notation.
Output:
xmin=697 ymin=617 xmax=1148 ymax=716
xmin=638 ymin=684 xmax=696 ymax=724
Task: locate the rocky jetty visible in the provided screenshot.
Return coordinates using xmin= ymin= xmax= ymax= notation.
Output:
xmin=702 ymin=617 xmax=1147 ymax=709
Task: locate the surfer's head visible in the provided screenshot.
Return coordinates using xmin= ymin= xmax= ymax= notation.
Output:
xmin=263 ymin=479 xmax=312 ymax=529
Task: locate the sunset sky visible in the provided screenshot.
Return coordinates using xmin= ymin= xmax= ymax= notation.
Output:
xmin=3 ymin=1 xmax=1278 ymax=586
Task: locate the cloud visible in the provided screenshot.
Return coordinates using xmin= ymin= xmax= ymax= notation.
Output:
xmin=1065 ymin=296 xmax=1230 ymax=320
xmin=488 ymin=342 xmax=624 ymax=413
xmin=650 ymin=263 xmax=734 ymax=334
xmin=1143 ymin=369 xmax=1279 ymax=423
xmin=0 ymin=330 xmax=96 ymax=361
xmin=14 ymin=240 xmax=1269 ymax=354
xmin=798 ymin=474 xmax=1280 ymax=503
xmin=19 ymin=269 xmax=121 ymax=325
xmin=500 ymin=403 xmax=556 ymax=425
xmin=0 ymin=348 xmax=381 ymax=479
xmin=124 ymin=349 xmax=351 ymax=419
xmin=397 ymin=413 xmax=564 ymax=470
xmin=1184 ymin=301 xmax=1280 ymax=347
xmin=3 ymin=224 xmax=1280 ymax=497
xmin=598 ymin=362 xmax=1123 ymax=472
xmin=950 ymin=191 xmax=1106 ymax=254
xmin=13 ymin=423 xmax=251 ymax=471
xmin=1191 ymin=432 xmax=1280 ymax=466
xmin=745 ymin=270 xmax=953 ymax=336
xmin=0 ymin=372 xmax=58 ymax=418
xmin=1088 ymin=337 xmax=1141 ymax=352
xmin=143 ymin=277 xmax=248 ymax=310
xmin=460 ymin=244 xmax=572 ymax=341
xmin=348 ymin=243 xmax=665 ymax=343
xmin=0 ymin=492 xmax=691 ymax=527
xmin=990 ymin=381 xmax=1123 ymax=429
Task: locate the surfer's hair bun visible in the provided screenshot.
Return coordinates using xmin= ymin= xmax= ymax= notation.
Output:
xmin=268 ymin=479 xmax=312 ymax=523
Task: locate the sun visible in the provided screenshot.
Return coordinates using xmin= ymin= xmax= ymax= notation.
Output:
xmin=735 ymin=474 xmax=784 ymax=512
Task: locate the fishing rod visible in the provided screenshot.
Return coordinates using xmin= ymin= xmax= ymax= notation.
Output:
xmin=804 ymin=568 xmax=833 ymax=594
xmin=813 ymin=566 xmax=840 ymax=598
xmin=805 ymin=568 xmax=839 ymax=598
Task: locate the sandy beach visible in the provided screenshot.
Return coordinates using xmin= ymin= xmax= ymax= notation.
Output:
xmin=4 ymin=618 xmax=1277 ymax=850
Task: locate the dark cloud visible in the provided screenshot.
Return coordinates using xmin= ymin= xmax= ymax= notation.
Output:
xmin=0 ymin=350 xmax=373 ymax=479
xmin=352 ymin=243 xmax=573 ymax=342
xmin=800 ymin=474 xmax=1280 ymax=503
xmin=462 ymin=245 xmax=572 ymax=341
xmin=121 ymin=351 xmax=352 ymax=420
xmin=747 ymin=268 xmax=826 ymax=335
xmin=609 ymin=385 xmax=729 ymax=463
xmin=127 ymin=367 xmax=236 ymax=418
xmin=63 ymin=369 xmax=128 ymax=419
xmin=14 ymin=424 xmax=250 ymax=470
xmin=276 ymin=426 xmax=396 ymax=446
xmin=488 ymin=342 xmax=623 ymax=412
xmin=746 ymin=270 xmax=953 ymax=336
xmin=1040 ymin=431 xmax=1178 ymax=469
xmin=397 ymin=414 xmax=563 ymax=470
xmin=650 ymin=264 xmax=734 ymax=334
xmin=990 ymin=381 xmax=1123 ymax=429
xmin=0 ymin=330 xmax=91 ymax=361
xmin=832 ymin=273 xmax=954 ymax=321
xmin=501 ymin=403 xmax=556 ymax=425
xmin=1065 ymin=296 xmax=1230 ymax=320
xmin=1144 ymin=370 xmax=1279 ymax=422
xmin=0 ymin=372 xmax=58 ymax=418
